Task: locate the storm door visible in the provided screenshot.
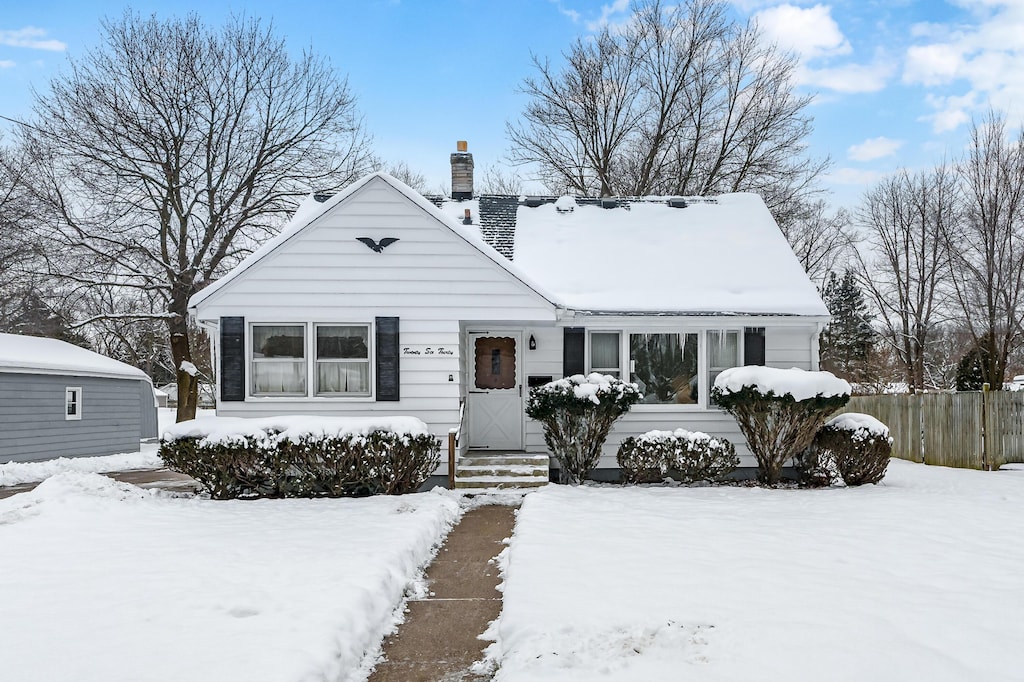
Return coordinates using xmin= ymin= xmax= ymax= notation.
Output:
xmin=467 ymin=332 xmax=523 ymax=450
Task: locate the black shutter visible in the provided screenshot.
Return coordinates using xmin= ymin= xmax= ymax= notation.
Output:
xmin=375 ymin=317 xmax=400 ymax=401
xmin=220 ymin=317 xmax=245 ymax=401
xmin=563 ymin=327 xmax=585 ymax=376
xmin=744 ymin=327 xmax=766 ymax=366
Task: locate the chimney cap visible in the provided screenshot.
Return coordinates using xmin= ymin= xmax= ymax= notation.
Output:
xmin=456 ymin=140 xmax=468 ymax=152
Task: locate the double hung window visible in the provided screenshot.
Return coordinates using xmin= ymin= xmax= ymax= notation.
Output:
xmin=251 ymin=325 xmax=306 ymax=395
xmin=316 ymin=325 xmax=370 ymax=396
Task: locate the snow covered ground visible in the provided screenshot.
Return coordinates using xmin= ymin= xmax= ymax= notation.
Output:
xmin=0 ymin=473 xmax=460 ymax=681
xmin=488 ymin=459 xmax=1024 ymax=681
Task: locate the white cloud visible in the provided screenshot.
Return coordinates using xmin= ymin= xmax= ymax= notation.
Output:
xmin=550 ymin=0 xmax=581 ymax=23
xmin=585 ymin=0 xmax=630 ymax=31
xmin=825 ymin=167 xmax=884 ymax=186
xmin=799 ymin=60 xmax=895 ymax=93
xmin=904 ymin=43 xmax=963 ymax=86
xmin=0 ymin=60 xmax=14 ymax=68
xmin=920 ymin=92 xmax=977 ymax=133
xmin=755 ymin=4 xmax=850 ymax=60
xmin=848 ymin=136 xmax=904 ymax=161
xmin=0 ymin=26 xmax=65 ymax=51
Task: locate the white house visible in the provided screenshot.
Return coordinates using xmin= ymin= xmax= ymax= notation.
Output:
xmin=188 ymin=145 xmax=829 ymax=486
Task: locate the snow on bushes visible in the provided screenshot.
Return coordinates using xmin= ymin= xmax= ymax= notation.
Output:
xmin=617 ymin=429 xmax=738 ymax=484
xmin=526 ymin=373 xmax=642 ymax=484
xmin=798 ymin=412 xmax=893 ymax=487
xmin=712 ymin=366 xmax=851 ymax=485
xmin=160 ymin=416 xmax=439 ymax=499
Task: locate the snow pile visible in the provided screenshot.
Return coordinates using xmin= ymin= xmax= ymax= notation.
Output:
xmin=532 ymin=373 xmax=640 ymax=405
xmin=825 ymin=412 xmax=891 ymax=440
xmin=714 ymin=366 xmax=851 ymax=400
xmin=554 ymin=195 xmax=576 ymax=212
xmin=487 ymin=461 xmax=1024 ymax=680
xmin=0 ymin=472 xmax=460 ymax=682
xmin=179 ymin=360 xmax=198 ymax=376
xmin=0 ymin=446 xmax=163 ymax=486
xmin=633 ymin=428 xmax=720 ymax=447
xmin=162 ymin=415 xmax=431 ymax=445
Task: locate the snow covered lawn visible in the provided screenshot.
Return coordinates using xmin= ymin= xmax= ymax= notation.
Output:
xmin=0 ymin=474 xmax=459 ymax=681
xmin=490 ymin=459 xmax=1024 ymax=681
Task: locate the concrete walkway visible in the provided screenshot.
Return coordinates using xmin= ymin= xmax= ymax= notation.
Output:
xmin=369 ymin=504 xmax=517 ymax=682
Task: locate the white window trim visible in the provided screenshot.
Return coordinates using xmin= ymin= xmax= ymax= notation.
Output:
xmin=584 ymin=327 xmax=745 ymax=411
xmin=246 ymin=321 xmax=376 ymax=401
xmin=314 ymin=322 xmax=373 ymax=398
xmin=587 ymin=330 xmax=622 ymax=378
xmin=65 ymin=386 xmax=82 ymax=420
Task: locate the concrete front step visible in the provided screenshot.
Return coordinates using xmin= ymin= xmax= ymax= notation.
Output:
xmin=459 ymin=453 xmax=551 ymax=468
xmin=452 ymin=476 xmax=549 ymax=489
xmin=457 ymin=463 xmax=548 ymax=477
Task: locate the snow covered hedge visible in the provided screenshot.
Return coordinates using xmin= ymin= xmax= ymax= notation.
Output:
xmin=160 ymin=416 xmax=440 ymax=499
xmin=797 ymin=413 xmax=892 ymax=486
xmin=617 ymin=429 xmax=738 ymax=484
xmin=711 ymin=367 xmax=851 ymax=485
xmin=526 ymin=373 xmax=642 ymax=485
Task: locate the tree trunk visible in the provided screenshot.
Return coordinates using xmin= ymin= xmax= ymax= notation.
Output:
xmin=168 ymin=296 xmax=199 ymax=422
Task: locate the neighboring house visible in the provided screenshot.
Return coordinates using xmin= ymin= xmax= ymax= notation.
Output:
xmin=0 ymin=334 xmax=158 ymax=463
xmin=188 ymin=144 xmax=829 ymax=485
xmin=157 ymin=382 xmax=216 ymax=408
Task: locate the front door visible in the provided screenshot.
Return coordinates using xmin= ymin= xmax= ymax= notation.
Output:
xmin=467 ymin=332 xmax=523 ymax=450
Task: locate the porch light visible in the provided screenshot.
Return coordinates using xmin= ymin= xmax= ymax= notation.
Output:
xmin=529 ymin=334 xmax=537 ymax=350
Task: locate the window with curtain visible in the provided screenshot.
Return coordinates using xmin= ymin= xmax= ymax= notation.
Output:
xmin=708 ymin=330 xmax=740 ymax=393
xmin=316 ymin=325 xmax=371 ymax=396
xmin=630 ymin=333 xmax=699 ymax=404
xmin=252 ymin=324 xmax=306 ymax=395
xmin=589 ymin=331 xmax=621 ymax=377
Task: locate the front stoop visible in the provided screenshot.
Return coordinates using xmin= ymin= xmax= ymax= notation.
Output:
xmin=453 ymin=452 xmax=550 ymax=490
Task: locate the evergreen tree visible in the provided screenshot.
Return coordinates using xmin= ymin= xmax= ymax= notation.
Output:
xmin=955 ymin=333 xmax=992 ymax=391
xmin=820 ymin=271 xmax=876 ymax=383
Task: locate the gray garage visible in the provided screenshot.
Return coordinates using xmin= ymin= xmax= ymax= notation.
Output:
xmin=0 ymin=333 xmax=158 ymax=463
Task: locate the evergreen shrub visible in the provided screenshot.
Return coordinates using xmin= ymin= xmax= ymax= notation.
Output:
xmin=160 ymin=430 xmax=439 ymax=499
xmin=617 ymin=429 xmax=738 ymax=484
xmin=711 ymin=367 xmax=851 ymax=485
xmin=802 ymin=413 xmax=892 ymax=486
xmin=526 ymin=373 xmax=642 ymax=484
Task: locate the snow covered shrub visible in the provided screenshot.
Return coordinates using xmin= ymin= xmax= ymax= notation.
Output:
xmin=617 ymin=429 xmax=738 ymax=484
xmin=159 ymin=417 xmax=439 ymax=499
xmin=792 ymin=444 xmax=838 ymax=488
xmin=812 ymin=413 xmax=892 ymax=486
xmin=526 ymin=373 xmax=642 ymax=485
xmin=711 ymin=367 xmax=851 ymax=485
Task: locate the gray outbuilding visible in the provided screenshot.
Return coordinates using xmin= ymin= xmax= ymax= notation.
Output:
xmin=0 ymin=333 xmax=158 ymax=463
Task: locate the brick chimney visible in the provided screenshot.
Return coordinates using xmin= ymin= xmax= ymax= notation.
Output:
xmin=450 ymin=140 xmax=474 ymax=200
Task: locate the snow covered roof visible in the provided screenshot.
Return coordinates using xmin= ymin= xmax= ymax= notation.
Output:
xmin=188 ymin=173 xmax=556 ymax=310
xmin=438 ymin=194 xmax=829 ymax=316
xmin=189 ymin=171 xmax=827 ymax=318
xmin=0 ymin=333 xmax=151 ymax=382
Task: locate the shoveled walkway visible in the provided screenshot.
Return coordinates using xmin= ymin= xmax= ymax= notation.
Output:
xmin=368 ymin=504 xmax=517 ymax=682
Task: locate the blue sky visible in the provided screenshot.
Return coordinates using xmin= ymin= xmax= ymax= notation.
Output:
xmin=1 ymin=0 xmax=1021 ymax=209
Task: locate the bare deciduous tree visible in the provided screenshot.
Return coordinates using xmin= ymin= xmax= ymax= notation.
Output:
xmin=946 ymin=111 xmax=1024 ymax=389
xmin=856 ymin=167 xmax=957 ymax=392
xmin=508 ymin=0 xmax=825 ymax=216
xmin=778 ymin=200 xmax=854 ymax=286
xmin=20 ymin=12 xmax=373 ymax=420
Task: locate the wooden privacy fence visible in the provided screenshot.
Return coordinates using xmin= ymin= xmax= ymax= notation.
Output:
xmin=840 ymin=391 xmax=1024 ymax=470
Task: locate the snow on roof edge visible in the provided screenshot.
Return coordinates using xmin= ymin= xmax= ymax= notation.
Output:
xmin=0 ymin=333 xmax=153 ymax=383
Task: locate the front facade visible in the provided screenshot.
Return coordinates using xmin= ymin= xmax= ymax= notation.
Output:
xmin=0 ymin=334 xmax=158 ymax=463
xmin=190 ymin=165 xmax=828 ymax=479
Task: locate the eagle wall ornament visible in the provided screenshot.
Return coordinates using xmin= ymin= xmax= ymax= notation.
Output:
xmin=356 ymin=237 xmax=400 ymax=253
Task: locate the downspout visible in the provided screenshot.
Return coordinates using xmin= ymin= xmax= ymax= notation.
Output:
xmin=811 ymin=322 xmax=825 ymax=371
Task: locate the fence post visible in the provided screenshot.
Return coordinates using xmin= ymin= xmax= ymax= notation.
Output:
xmin=981 ymin=383 xmax=990 ymax=471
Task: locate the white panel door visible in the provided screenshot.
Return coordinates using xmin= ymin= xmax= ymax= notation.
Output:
xmin=467 ymin=332 xmax=523 ymax=450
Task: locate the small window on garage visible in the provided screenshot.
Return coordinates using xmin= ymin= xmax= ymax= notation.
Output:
xmin=66 ymin=387 xmax=82 ymax=420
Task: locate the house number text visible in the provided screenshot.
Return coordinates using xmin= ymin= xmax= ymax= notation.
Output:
xmin=402 ymin=346 xmax=455 ymax=356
